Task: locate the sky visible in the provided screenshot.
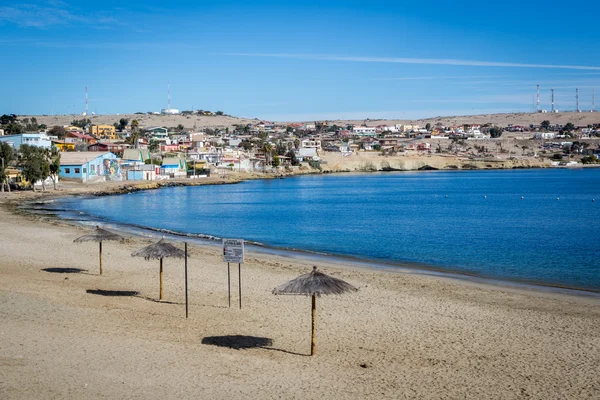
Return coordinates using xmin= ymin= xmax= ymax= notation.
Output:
xmin=1 ymin=0 xmax=600 ymax=121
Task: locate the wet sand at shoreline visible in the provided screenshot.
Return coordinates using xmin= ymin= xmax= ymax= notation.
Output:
xmin=1 ymin=186 xmax=599 ymax=399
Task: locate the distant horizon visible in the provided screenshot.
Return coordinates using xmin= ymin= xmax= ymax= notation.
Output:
xmin=11 ymin=110 xmax=599 ymax=125
xmin=2 ymin=1 xmax=599 ymax=119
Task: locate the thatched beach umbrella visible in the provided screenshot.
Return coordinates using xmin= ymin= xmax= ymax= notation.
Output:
xmin=131 ymin=238 xmax=185 ymax=301
xmin=273 ymin=266 xmax=357 ymax=356
xmin=74 ymin=226 xmax=124 ymax=275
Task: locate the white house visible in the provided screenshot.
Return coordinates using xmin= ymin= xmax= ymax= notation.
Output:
xmin=352 ymin=126 xmax=377 ymax=136
xmin=301 ymin=139 xmax=321 ymax=149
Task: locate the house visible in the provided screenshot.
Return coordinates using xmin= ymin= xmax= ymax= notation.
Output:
xmin=145 ymin=127 xmax=169 ymax=142
xmin=295 ymin=147 xmax=319 ymax=162
xmin=126 ymin=164 xmax=157 ymax=181
xmin=52 ymin=140 xmax=75 ymax=151
xmin=416 ymin=143 xmax=431 ymax=151
xmin=65 ymin=131 xmax=97 ymax=145
xmin=301 ymin=139 xmax=321 ymax=149
xmin=87 ymin=142 xmax=129 ymax=156
xmin=352 ymin=126 xmax=377 ymax=136
xmin=160 ymin=143 xmax=180 ymax=153
xmin=121 ymin=149 xmax=150 ymax=166
xmin=89 ymin=125 xmax=117 ymax=139
xmin=59 ymin=152 xmax=121 ymax=182
xmin=0 ymin=133 xmax=52 ymax=149
xmin=160 ymin=157 xmax=187 ymax=178
xmin=361 ymin=137 xmax=379 ymax=151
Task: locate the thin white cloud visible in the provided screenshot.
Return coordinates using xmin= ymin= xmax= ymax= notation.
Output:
xmin=0 ymin=2 xmax=118 ymax=28
xmin=222 ymin=53 xmax=600 ymax=71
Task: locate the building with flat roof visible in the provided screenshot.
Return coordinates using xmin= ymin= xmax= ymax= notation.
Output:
xmin=59 ymin=151 xmax=121 ymax=182
xmin=0 ymin=133 xmax=52 ymax=149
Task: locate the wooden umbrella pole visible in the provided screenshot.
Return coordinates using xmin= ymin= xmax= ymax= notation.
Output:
xmin=159 ymin=258 xmax=164 ymax=300
xmin=99 ymin=241 xmax=103 ymax=275
xmin=311 ymin=294 xmax=316 ymax=356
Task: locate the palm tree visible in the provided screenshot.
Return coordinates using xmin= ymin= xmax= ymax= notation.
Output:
xmin=262 ymin=142 xmax=273 ymax=166
xmin=130 ymin=119 xmax=140 ymax=149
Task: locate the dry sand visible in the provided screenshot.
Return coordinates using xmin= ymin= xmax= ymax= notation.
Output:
xmin=1 ymin=187 xmax=599 ymax=399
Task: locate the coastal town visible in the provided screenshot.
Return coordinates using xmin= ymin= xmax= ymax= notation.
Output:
xmin=1 ymin=111 xmax=599 ymax=189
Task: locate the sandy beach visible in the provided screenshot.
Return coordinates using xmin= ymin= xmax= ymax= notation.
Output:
xmin=1 ymin=187 xmax=599 ymax=399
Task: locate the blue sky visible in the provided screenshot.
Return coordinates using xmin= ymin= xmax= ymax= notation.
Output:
xmin=2 ymin=0 xmax=600 ymax=121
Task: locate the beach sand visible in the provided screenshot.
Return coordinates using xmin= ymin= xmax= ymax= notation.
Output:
xmin=1 ymin=191 xmax=599 ymax=399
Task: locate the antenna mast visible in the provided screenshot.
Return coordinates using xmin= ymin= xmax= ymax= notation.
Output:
xmin=592 ymin=89 xmax=595 ymax=112
xmin=576 ymin=88 xmax=580 ymax=112
xmin=536 ymin=84 xmax=540 ymax=112
xmin=168 ymin=82 xmax=171 ymax=111
xmin=85 ymin=86 xmax=88 ymax=116
xmin=551 ymin=88 xmax=555 ymax=112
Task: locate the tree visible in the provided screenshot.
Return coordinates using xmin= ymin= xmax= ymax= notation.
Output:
xmin=149 ymin=140 xmax=160 ymax=153
xmin=48 ymin=125 xmax=66 ymax=139
xmin=19 ymin=145 xmax=48 ymax=191
xmin=262 ymin=142 xmax=273 ymax=166
xmin=118 ymin=118 xmax=129 ymax=131
xmin=48 ymin=148 xmax=61 ymax=190
xmin=238 ymin=140 xmax=253 ymax=151
xmin=129 ymin=119 xmax=140 ymax=149
xmin=286 ymin=150 xmax=299 ymax=166
xmin=0 ymin=114 xmax=18 ymax=125
xmin=489 ymin=127 xmax=503 ymax=138
xmin=215 ymin=111 xmax=224 ymax=116
xmin=272 ymin=155 xmax=280 ymax=167
xmin=177 ymin=124 xmax=184 ymax=131
xmin=425 ymin=123 xmax=431 ymax=131
xmin=0 ymin=142 xmax=15 ymax=192
xmin=275 ymin=141 xmax=287 ymax=156
xmin=71 ymin=118 xmax=91 ymax=128
xmin=564 ymin=122 xmax=575 ymax=132
xmin=540 ymin=120 xmax=550 ymax=131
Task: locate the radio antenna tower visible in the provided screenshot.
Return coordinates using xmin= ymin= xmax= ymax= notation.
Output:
xmin=85 ymin=86 xmax=89 ymax=116
xmin=168 ymin=82 xmax=171 ymax=111
xmin=592 ymin=89 xmax=595 ymax=112
xmin=536 ymin=84 xmax=540 ymax=112
xmin=551 ymin=88 xmax=555 ymax=112
xmin=576 ymin=88 xmax=580 ymax=112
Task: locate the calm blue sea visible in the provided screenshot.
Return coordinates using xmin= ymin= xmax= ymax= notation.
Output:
xmin=54 ymin=169 xmax=600 ymax=290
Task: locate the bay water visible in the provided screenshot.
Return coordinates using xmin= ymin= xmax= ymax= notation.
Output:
xmin=54 ymin=169 xmax=600 ymax=291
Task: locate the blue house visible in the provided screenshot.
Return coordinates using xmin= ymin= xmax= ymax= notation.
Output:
xmin=59 ymin=152 xmax=121 ymax=182
xmin=0 ymin=133 xmax=52 ymax=149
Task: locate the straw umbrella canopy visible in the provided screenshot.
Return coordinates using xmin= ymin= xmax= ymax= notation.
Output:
xmin=131 ymin=238 xmax=185 ymax=301
xmin=73 ymin=226 xmax=124 ymax=275
xmin=273 ymin=266 xmax=357 ymax=356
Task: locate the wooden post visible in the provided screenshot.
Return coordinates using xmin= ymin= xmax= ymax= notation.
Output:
xmin=99 ymin=241 xmax=103 ymax=275
xmin=227 ymin=262 xmax=231 ymax=308
xmin=185 ymin=242 xmax=188 ymax=319
xmin=238 ymin=263 xmax=242 ymax=309
xmin=159 ymin=258 xmax=164 ymax=301
xmin=311 ymin=294 xmax=316 ymax=356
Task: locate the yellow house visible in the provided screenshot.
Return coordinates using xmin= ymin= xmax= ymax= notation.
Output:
xmin=89 ymin=125 xmax=117 ymax=139
xmin=52 ymin=140 xmax=76 ymax=151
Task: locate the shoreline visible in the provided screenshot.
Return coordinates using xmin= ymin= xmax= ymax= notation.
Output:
xmin=1 ymin=177 xmax=599 ymax=399
xmin=9 ymin=168 xmax=600 ymax=299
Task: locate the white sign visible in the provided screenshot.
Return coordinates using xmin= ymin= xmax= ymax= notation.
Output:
xmin=223 ymin=239 xmax=244 ymax=263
